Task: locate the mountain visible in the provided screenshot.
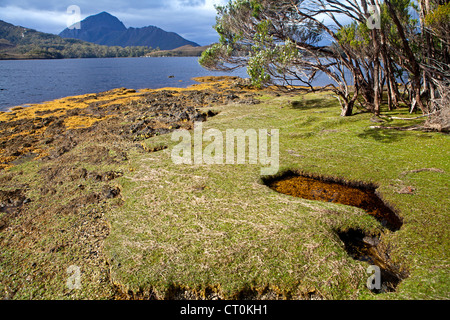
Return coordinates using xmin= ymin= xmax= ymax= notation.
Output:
xmin=146 ymin=45 xmax=211 ymax=57
xmin=0 ymin=19 xmax=154 ymax=60
xmin=59 ymin=12 xmax=199 ymax=50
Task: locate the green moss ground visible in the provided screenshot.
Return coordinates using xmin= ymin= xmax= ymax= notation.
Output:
xmin=106 ymin=92 xmax=449 ymax=299
xmin=1 ymin=90 xmax=448 ymax=299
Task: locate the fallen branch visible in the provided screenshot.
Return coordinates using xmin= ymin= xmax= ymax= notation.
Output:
xmin=369 ymin=125 xmax=423 ymax=131
xmin=375 ymin=112 xmax=435 ymax=122
xmin=389 ymin=113 xmax=434 ymax=120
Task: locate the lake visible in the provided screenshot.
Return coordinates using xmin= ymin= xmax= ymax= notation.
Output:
xmin=0 ymin=57 xmax=343 ymax=111
xmin=0 ymin=57 xmax=249 ymax=111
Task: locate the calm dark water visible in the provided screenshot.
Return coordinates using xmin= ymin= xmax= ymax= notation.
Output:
xmin=0 ymin=57 xmax=249 ymax=111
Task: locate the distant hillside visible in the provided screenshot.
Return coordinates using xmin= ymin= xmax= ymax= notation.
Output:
xmin=0 ymin=38 xmax=14 ymax=50
xmin=60 ymin=12 xmax=199 ymax=50
xmin=146 ymin=45 xmax=211 ymax=57
xmin=0 ymin=20 xmax=154 ymax=60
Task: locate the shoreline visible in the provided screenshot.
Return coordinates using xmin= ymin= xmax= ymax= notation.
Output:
xmin=0 ymin=75 xmax=246 ymax=113
xmin=0 ymin=55 xmax=203 ymax=61
xmin=0 ymin=76 xmax=256 ymax=170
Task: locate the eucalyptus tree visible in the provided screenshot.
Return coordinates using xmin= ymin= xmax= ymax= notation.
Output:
xmin=200 ymin=0 xmax=448 ymax=123
xmin=382 ymin=0 xmax=449 ymax=122
xmin=200 ymin=0 xmax=388 ymax=116
xmin=420 ymin=0 xmax=450 ymax=130
xmin=419 ymin=0 xmax=449 ymax=112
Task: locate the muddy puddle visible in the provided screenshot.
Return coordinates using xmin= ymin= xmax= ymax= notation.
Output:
xmin=263 ymin=171 xmax=406 ymax=293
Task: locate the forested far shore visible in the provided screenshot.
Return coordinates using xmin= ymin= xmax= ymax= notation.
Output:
xmin=0 ymin=20 xmax=154 ymax=59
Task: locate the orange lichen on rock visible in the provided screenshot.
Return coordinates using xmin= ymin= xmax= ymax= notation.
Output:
xmin=0 ymin=88 xmax=142 ymax=123
xmin=64 ymin=116 xmax=112 ymax=130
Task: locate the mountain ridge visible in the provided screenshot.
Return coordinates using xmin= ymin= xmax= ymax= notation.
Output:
xmin=0 ymin=19 xmax=154 ymax=60
xmin=60 ymin=12 xmax=199 ymax=50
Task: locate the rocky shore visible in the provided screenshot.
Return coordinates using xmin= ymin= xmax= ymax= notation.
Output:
xmin=0 ymin=76 xmax=260 ymax=171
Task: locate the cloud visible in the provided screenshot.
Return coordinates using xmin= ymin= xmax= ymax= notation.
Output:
xmin=0 ymin=5 xmax=69 ymax=32
xmin=0 ymin=0 xmax=227 ymax=45
xmin=178 ymin=0 xmax=206 ymax=6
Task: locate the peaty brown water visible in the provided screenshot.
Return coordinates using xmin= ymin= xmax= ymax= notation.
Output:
xmin=264 ymin=173 xmax=402 ymax=231
xmin=263 ymin=171 xmax=406 ymax=293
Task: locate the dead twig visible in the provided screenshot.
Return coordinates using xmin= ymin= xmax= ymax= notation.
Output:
xmin=369 ymin=125 xmax=424 ymax=131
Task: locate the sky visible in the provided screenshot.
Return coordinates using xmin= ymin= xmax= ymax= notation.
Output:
xmin=0 ymin=0 xmax=228 ymax=45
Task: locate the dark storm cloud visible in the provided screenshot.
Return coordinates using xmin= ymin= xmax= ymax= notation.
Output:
xmin=0 ymin=0 xmax=166 ymax=12
xmin=0 ymin=0 xmax=226 ymax=45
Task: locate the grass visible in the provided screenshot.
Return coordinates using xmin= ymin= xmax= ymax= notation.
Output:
xmin=0 ymin=86 xmax=448 ymax=300
xmin=103 ymin=92 xmax=449 ymax=299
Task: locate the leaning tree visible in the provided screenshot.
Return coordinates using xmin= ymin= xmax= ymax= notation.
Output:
xmin=200 ymin=0 xmax=389 ymax=116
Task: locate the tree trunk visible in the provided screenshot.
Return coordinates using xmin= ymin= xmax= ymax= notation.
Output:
xmin=380 ymin=24 xmax=400 ymax=110
xmin=340 ymin=100 xmax=354 ymax=116
xmin=373 ymin=59 xmax=382 ymax=115
xmin=386 ymin=0 xmax=426 ymax=113
xmin=340 ymin=82 xmax=358 ymax=117
xmin=387 ymin=78 xmax=394 ymax=111
xmin=388 ymin=66 xmax=400 ymax=108
xmin=414 ymin=77 xmax=428 ymax=113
